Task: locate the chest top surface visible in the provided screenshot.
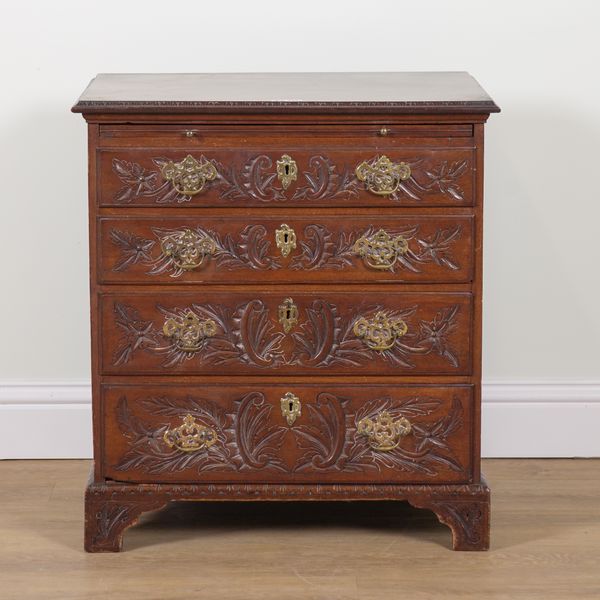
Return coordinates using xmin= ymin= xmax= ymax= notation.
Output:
xmin=72 ymin=72 xmax=499 ymax=115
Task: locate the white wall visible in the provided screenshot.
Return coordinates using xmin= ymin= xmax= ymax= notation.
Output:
xmin=1 ymin=0 xmax=599 ymax=458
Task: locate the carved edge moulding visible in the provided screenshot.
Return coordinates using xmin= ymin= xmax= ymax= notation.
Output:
xmin=76 ymin=72 xmax=499 ymax=553
xmin=85 ymin=471 xmax=490 ymax=552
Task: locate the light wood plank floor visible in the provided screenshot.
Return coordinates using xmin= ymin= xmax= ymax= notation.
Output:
xmin=0 ymin=459 xmax=599 ymax=599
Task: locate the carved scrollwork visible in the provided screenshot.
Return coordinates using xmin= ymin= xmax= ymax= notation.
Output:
xmin=291 ymin=302 xmax=461 ymax=369
xmin=112 ymin=300 xmax=461 ymax=370
xmin=233 ymin=393 xmax=288 ymax=470
xmin=292 ymin=393 xmax=347 ymax=472
xmin=289 ymin=224 xmax=462 ymax=273
xmin=111 ymin=154 xmax=469 ymax=205
xmin=114 ymin=396 xmax=236 ymax=474
xmin=110 ymin=225 xmax=281 ymax=277
xmin=114 ymin=394 xmax=287 ymax=474
xmin=111 ymin=223 xmax=462 ymax=277
xmin=215 ymin=155 xmax=286 ymax=202
xmin=345 ymin=396 xmax=465 ymax=475
xmin=292 ymin=155 xmax=360 ymax=200
xmin=111 ymin=391 xmax=466 ymax=480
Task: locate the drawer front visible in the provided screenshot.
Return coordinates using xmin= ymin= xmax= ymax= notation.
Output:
xmin=103 ymin=383 xmax=473 ymax=484
xmin=101 ymin=290 xmax=472 ymax=376
xmin=99 ymin=215 xmax=474 ymax=284
xmin=98 ymin=147 xmax=475 ymax=207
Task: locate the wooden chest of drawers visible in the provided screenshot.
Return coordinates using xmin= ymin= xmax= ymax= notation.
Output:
xmin=73 ymin=72 xmax=499 ymax=552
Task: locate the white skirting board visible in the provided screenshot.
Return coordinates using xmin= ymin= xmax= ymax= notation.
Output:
xmin=1 ymin=381 xmax=599 ymax=459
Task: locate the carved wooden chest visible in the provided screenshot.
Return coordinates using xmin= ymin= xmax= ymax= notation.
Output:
xmin=73 ymin=72 xmax=499 ymax=551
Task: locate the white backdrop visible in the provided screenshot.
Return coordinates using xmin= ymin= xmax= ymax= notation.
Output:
xmin=1 ymin=0 xmax=599 ymax=458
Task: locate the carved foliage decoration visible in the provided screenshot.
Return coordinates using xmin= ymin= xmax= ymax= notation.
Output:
xmin=115 ymin=394 xmax=287 ymax=474
xmin=113 ymin=393 xmax=465 ymax=478
xmin=112 ymin=157 xmax=216 ymax=205
xmin=112 ymin=301 xmax=285 ymax=369
xmin=289 ymin=224 xmax=462 ymax=273
xmin=291 ymin=394 xmax=465 ymax=475
xmin=110 ymin=154 xmax=469 ymax=204
xmin=110 ymin=225 xmax=280 ymax=277
xmin=344 ymin=397 xmax=465 ymax=475
xmin=109 ymin=223 xmax=461 ymax=277
xmin=291 ymin=302 xmax=461 ymax=369
xmin=111 ymin=300 xmax=461 ymax=370
xmin=355 ymin=155 xmax=470 ymax=202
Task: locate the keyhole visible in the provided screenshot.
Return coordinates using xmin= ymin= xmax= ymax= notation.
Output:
xmin=289 ymin=401 xmax=294 ymax=412
xmin=283 ymin=232 xmax=289 ymax=243
xmin=286 ymin=308 xmax=292 ymax=320
xmin=284 ymin=164 xmax=290 ymax=175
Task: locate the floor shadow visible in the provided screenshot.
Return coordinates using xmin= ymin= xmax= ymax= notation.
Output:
xmin=126 ymin=500 xmax=447 ymax=551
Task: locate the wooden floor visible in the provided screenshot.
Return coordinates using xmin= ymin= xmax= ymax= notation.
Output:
xmin=0 ymin=460 xmax=599 ymax=599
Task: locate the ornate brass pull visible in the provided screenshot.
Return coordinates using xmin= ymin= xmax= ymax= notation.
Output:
xmin=357 ymin=411 xmax=411 ymax=451
xmin=160 ymin=154 xmax=218 ymax=195
xmin=163 ymin=414 xmax=218 ymax=452
xmin=160 ymin=229 xmax=217 ymax=271
xmin=353 ymin=229 xmax=409 ymax=270
xmin=278 ymin=298 xmax=299 ymax=333
xmin=275 ymin=224 xmax=297 ymax=257
xmin=276 ymin=155 xmax=298 ymax=190
xmin=280 ymin=392 xmax=301 ymax=426
xmin=163 ymin=310 xmax=218 ymax=352
xmin=353 ymin=311 xmax=408 ymax=351
xmin=355 ymin=155 xmax=411 ymax=196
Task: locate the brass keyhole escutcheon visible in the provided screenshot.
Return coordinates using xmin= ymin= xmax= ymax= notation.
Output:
xmin=278 ymin=298 xmax=299 ymax=333
xmin=275 ymin=224 xmax=297 ymax=257
xmin=280 ymin=392 xmax=301 ymax=426
xmin=276 ymin=155 xmax=298 ymax=190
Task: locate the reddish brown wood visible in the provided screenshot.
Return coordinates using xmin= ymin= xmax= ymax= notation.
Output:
xmin=101 ymin=383 xmax=473 ymax=484
xmin=84 ymin=469 xmax=490 ymax=552
xmin=100 ymin=289 xmax=473 ymax=376
xmin=72 ymin=72 xmax=500 ymax=115
xmin=77 ymin=72 xmax=498 ymax=552
xmin=97 ymin=145 xmax=475 ymax=208
xmin=99 ymin=214 xmax=474 ymax=285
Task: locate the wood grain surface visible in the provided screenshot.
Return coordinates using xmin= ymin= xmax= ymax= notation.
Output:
xmin=1 ymin=459 xmax=598 ymax=599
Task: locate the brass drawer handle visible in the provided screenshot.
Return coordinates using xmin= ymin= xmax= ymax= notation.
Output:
xmin=161 ymin=154 xmax=218 ymax=195
xmin=355 ymin=155 xmax=411 ymax=196
xmin=353 ymin=311 xmax=408 ymax=351
xmin=275 ymin=224 xmax=297 ymax=257
xmin=353 ymin=229 xmax=409 ymax=270
xmin=357 ymin=411 xmax=411 ymax=451
xmin=163 ymin=414 xmax=218 ymax=452
xmin=160 ymin=229 xmax=217 ymax=271
xmin=163 ymin=310 xmax=218 ymax=352
xmin=280 ymin=392 xmax=301 ymax=426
